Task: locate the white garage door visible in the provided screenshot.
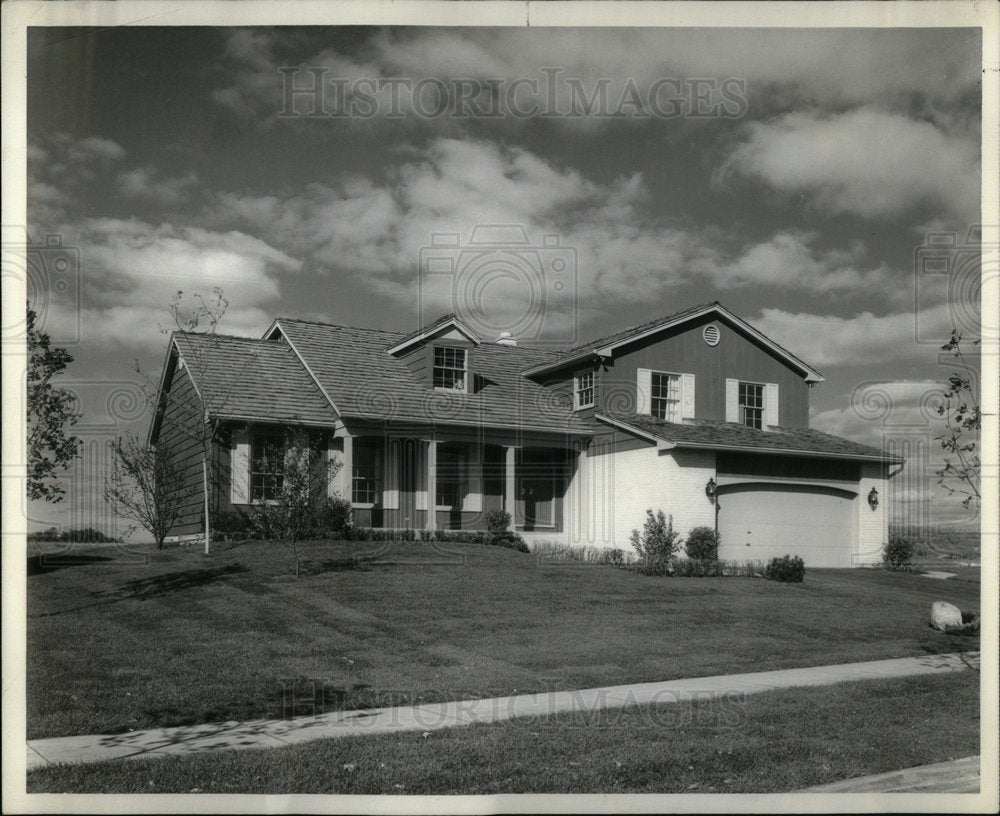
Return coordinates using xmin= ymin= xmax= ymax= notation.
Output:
xmin=716 ymin=483 xmax=856 ymax=568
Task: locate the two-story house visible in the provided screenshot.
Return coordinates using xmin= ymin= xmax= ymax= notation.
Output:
xmin=149 ymin=301 xmax=903 ymax=567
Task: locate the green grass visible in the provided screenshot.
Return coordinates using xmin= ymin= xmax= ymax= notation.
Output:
xmin=27 ymin=539 xmax=980 ymax=740
xmin=27 ymin=672 xmax=979 ymax=794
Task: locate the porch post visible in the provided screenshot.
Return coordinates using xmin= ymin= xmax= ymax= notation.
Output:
xmin=330 ymin=433 xmax=352 ymax=500
xmin=426 ymin=439 xmax=438 ymax=531
xmin=504 ymin=445 xmax=517 ymax=531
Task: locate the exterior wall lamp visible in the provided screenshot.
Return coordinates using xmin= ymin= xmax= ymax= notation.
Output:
xmin=868 ymin=487 xmax=879 ymax=511
xmin=706 ymin=477 xmax=717 ymax=504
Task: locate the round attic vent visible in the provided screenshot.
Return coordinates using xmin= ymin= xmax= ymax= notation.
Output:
xmin=703 ymin=324 xmax=721 ymax=347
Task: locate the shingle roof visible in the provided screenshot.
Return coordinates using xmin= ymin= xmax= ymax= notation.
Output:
xmin=274 ymin=318 xmax=593 ymax=434
xmin=564 ymin=301 xmax=719 ymax=354
xmin=599 ymin=410 xmax=903 ymax=462
xmin=172 ymin=332 xmax=336 ymax=426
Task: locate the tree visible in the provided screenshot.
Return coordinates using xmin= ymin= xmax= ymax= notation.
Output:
xmin=248 ymin=431 xmax=343 ymax=578
xmin=104 ymin=433 xmax=191 ymax=549
xmin=26 ymin=303 xmax=81 ymax=502
xmin=935 ymin=331 xmax=980 ymax=511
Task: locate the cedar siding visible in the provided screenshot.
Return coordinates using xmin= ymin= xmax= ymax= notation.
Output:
xmin=155 ymin=364 xmax=212 ymax=537
xmin=596 ymin=312 xmax=810 ymax=427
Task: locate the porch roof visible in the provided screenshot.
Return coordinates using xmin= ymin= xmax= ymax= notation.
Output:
xmin=597 ymin=411 xmax=905 ymax=464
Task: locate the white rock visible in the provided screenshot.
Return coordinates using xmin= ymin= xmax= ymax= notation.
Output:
xmin=931 ymin=601 xmax=963 ymax=631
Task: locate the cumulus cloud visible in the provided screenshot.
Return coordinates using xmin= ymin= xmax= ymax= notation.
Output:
xmin=117 ymin=166 xmax=199 ymax=206
xmin=752 ymin=304 xmax=958 ymax=369
xmin=716 ymin=107 xmax=980 ymax=223
xmin=46 ymin=218 xmax=300 ymax=350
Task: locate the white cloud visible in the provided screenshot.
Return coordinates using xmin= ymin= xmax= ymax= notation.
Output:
xmin=716 ymin=107 xmax=979 ymax=223
xmin=752 ymin=305 xmax=956 ymax=369
xmin=117 ymin=166 xmax=199 ymax=206
xmin=50 ymin=218 xmax=300 ymax=349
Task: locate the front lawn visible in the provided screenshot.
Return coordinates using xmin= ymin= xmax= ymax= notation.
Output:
xmin=27 ymin=539 xmax=980 ymax=739
xmin=27 ymin=671 xmax=980 ymax=794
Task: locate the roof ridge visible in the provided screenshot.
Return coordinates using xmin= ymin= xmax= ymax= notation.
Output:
xmin=174 ymin=331 xmax=272 ymax=343
xmin=564 ymin=300 xmax=720 ymax=352
xmin=275 ymin=316 xmax=405 ymax=336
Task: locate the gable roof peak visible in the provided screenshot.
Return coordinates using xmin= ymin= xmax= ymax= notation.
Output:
xmin=385 ymin=313 xmax=483 ymax=355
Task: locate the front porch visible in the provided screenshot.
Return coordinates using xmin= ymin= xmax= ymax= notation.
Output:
xmin=330 ymin=433 xmax=578 ymax=535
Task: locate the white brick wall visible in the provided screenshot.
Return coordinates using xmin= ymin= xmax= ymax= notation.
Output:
xmin=567 ymin=443 xmax=716 ymax=550
xmin=856 ymin=463 xmax=889 ymax=565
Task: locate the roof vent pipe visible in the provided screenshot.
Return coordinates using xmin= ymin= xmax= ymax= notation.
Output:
xmin=496 ymin=331 xmax=517 ymax=347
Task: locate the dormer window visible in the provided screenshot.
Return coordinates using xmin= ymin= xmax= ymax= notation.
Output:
xmin=574 ymin=370 xmax=594 ymax=410
xmin=433 ymin=346 xmax=467 ymax=391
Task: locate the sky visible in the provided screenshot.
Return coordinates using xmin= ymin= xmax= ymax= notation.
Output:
xmin=22 ymin=23 xmax=985 ymax=537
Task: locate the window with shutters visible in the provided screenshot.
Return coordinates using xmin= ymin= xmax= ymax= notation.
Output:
xmin=574 ymin=370 xmax=594 ymax=409
xmin=433 ymin=346 xmax=467 ymax=391
xmin=738 ymin=381 xmax=764 ymax=429
xmin=250 ymin=430 xmax=285 ymax=501
xmin=651 ymin=372 xmax=681 ymax=421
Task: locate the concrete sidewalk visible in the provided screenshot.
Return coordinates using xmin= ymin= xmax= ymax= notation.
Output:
xmin=27 ymin=650 xmax=979 ymax=772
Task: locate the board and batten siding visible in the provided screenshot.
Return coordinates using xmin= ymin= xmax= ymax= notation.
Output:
xmin=596 ymin=314 xmax=810 ymax=427
xmin=156 ymin=364 xmax=214 ymax=538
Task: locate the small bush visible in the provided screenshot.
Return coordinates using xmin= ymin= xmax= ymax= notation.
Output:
xmin=211 ymin=509 xmax=253 ymax=542
xmin=685 ymin=526 xmax=719 ymax=561
xmin=883 ymin=533 xmax=916 ymax=569
xmin=630 ymin=510 xmax=681 ymax=570
xmin=764 ymin=555 xmax=805 ymax=583
xmin=484 ymin=510 xmax=511 ymax=534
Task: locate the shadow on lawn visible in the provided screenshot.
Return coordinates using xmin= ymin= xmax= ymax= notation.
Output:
xmin=29 ymin=564 xmax=249 ymax=618
xmin=27 ymin=554 xmax=113 ymax=576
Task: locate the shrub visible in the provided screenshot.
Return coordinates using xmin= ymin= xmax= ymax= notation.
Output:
xmin=764 ymin=554 xmax=805 ymax=583
xmin=630 ymin=510 xmax=681 ymax=572
xmin=484 ymin=510 xmax=512 ymax=534
xmin=883 ymin=533 xmax=916 ymax=569
xmin=685 ymin=526 xmax=719 ymax=561
xmin=211 ymin=509 xmax=253 ymax=542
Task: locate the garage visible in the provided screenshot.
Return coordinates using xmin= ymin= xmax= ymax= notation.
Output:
xmin=716 ymin=481 xmax=858 ymax=568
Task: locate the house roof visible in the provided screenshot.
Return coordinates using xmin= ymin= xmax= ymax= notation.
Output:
xmin=169 ymin=332 xmax=337 ymax=427
xmin=385 ymin=313 xmax=482 ymax=355
xmin=271 ymin=318 xmax=594 ymax=435
xmin=522 ymin=301 xmax=824 ymax=382
xmin=597 ymin=411 xmax=904 ymax=463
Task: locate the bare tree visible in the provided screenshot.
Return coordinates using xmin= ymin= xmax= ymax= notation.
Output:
xmin=104 ymin=433 xmax=191 ymax=548
xmin=935 ymin=331 xmax=980 ymax=510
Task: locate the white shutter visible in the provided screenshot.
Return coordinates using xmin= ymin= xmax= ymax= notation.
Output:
xmin=765 ymin=383 xmax=780 ymax=429
xmin=463 ymin=444 xmax=483 ymax=512
xmin=680 ymin=373 xmax=695 ymax=420
xmin=636 ymin=368 xmax=652 ymax=414
xmin=415 ymin=443 xmax=428 ymax=510
xmin=725 ymin=379 xmax=739 ymax=423
xmin=383 ymin=439 xmax=399 ymax=509
xmin=231 ymin=426 xmax=251 ymax=504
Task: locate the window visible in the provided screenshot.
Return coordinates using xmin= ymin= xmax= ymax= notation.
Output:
xmin=436 ymin=444 xmax=468 ymax=508
xmin=433 ymin=346 xmax=467 ymax=391
xmin=574 ymin=370 xmax=594 ymax=409
xmin=651 ymin=372 xmax=681 ymax=421
xmin=738 ymin=382 xmax=764 ymax=429
xmin=352 ymin=439 xmax=384 ymax=505
xmin=250 ymin=430 xmax=285 ymax=501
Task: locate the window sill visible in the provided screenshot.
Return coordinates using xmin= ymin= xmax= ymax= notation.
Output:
xmin=353 ymin=502 xmax=376 ymax=509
